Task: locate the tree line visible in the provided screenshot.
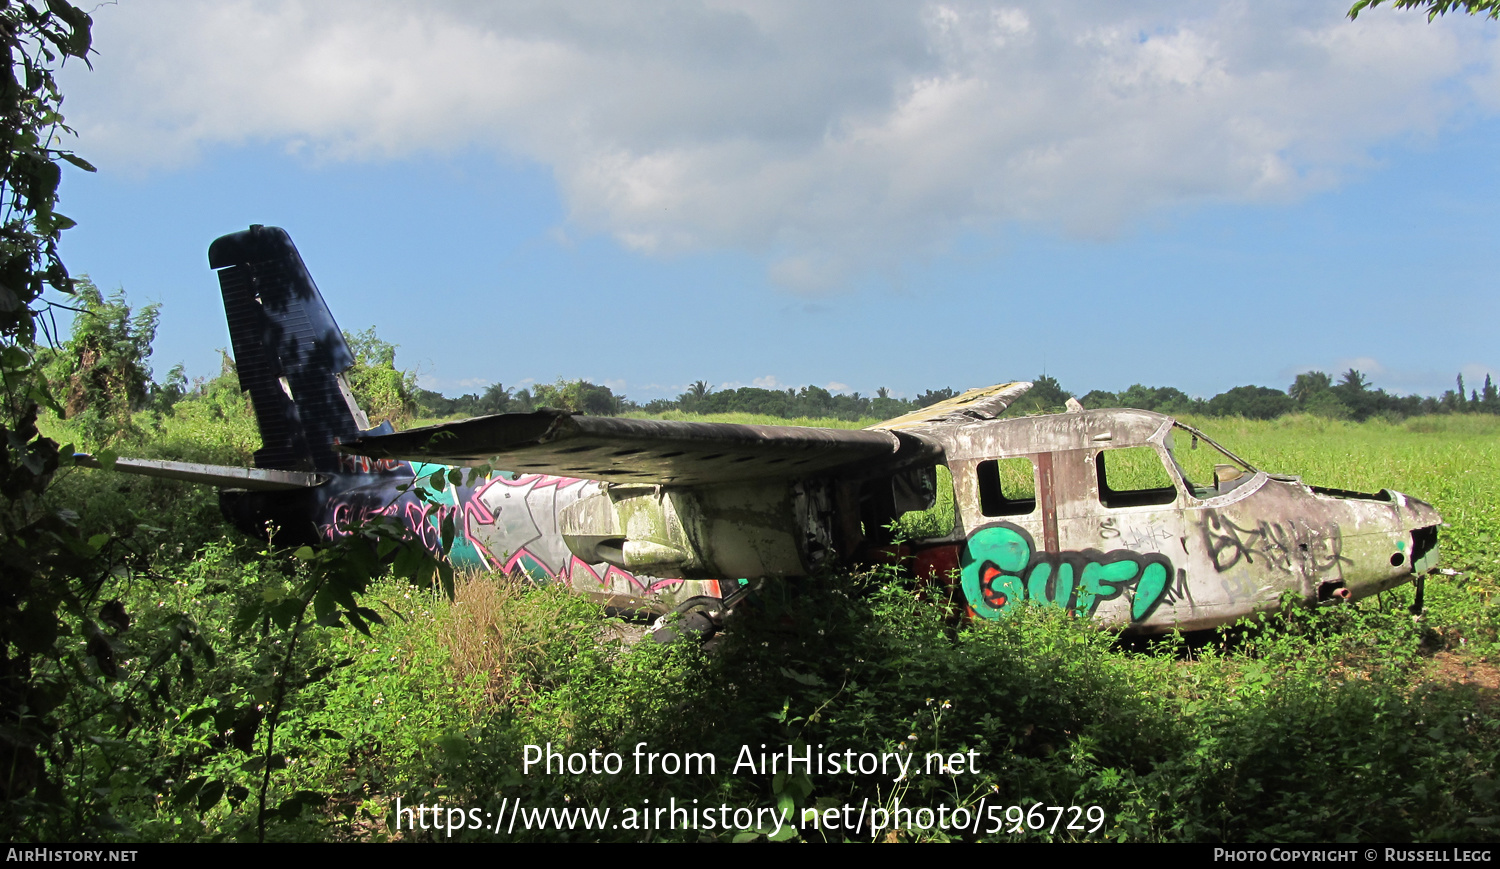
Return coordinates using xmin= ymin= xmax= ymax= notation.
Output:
xmin=37 ymin=290 xmax=1499 ymax=426
xmin=416 ymin=367 xmax=1500 ymax=423
xmin=1078 ymin=369 xmax=1499 ymax=421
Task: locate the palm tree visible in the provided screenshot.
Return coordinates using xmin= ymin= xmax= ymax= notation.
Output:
xmin=1338 ymin=369 xmax=1369 ymax=393
xmin=1288 ymin=371 xmax=1332 ymax=405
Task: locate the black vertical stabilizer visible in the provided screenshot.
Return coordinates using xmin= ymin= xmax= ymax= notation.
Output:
xmin=208 ymin=225 xmax=368 ymax=472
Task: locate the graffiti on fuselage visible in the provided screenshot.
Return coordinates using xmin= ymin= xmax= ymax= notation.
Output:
xmin=321 ymin=462 xmax=680 ymax=595
xmin=337 ymin=453 xmax=405 ymax=475
xmin=1200 ymin=513 xmax=1350 ymax=580
xmin=959 ymin=523 xmax=1172 ymax=622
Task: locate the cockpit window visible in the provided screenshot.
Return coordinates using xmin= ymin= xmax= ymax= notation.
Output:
xmin=1165 ymin=424 xmax=1256 ymax=499
xmin=1096 ymin=446 xmax=1178 ymax=508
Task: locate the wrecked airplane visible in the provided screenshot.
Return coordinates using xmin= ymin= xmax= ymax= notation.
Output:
xmin=348 ymin=386 xmax=1442 ymax=633
xmin=89 ymin=225 xmax=1443 ymax=635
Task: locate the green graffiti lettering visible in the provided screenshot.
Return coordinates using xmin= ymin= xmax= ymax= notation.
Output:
xmin=1077 ymin=560 xmax=1141 ymax=616
xmin=964 ymin=525 xmax=1031 ymax=615
xmin=960 ymin=523 xmax=1173 ymax=623
xmin=1131 ymin=562 xmax=1170 ymax=621
xmin=1025 ymin=561 xmax=1052 ymax=606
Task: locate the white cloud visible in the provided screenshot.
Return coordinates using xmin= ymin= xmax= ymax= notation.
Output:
xmin=59 ymin=1 xmax=1499 ymax=290
xmin=752 ymin=374 xmax=782 ymax=388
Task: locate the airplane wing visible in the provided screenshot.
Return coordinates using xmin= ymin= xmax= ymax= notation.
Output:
xmin=869 ymin=381 xmax=1032 ymax=431
xmin=73 ymin=454 xmax=327 ymax=491
xmin=343 ymin=409 xmax=940 ymax=486
xmin=342 ymin=382 xmax=1030 ymax=579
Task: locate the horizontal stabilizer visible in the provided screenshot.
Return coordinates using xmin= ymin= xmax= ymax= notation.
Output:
xmin=344 ymin=409 xmax=940 ymax=486
xmin=74 ymin=455 xmax=327 ymax=491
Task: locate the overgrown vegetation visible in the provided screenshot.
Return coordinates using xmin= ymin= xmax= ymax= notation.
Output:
xmin=27 ymin=361 xmax=1500 ymax=841
xmin=15 ymin=212 xmax=1500 ymax=847
xmin=38 ymin=277 xmax=165 ymax=443
xmin=0 ymin=0 xmax=112 ymax=839
xmin=344 ymin=328 xmax=418 ymax=427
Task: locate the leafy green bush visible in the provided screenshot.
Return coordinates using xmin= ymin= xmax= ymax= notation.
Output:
xmin=41 ymin=278 xmax=159 ymax=445
xmin=344 ymin=328 xmax=417 ymax=427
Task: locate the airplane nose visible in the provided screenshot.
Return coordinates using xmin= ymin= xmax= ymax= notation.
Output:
xmin=1331 ymin=488 xmax=1440 ymax=603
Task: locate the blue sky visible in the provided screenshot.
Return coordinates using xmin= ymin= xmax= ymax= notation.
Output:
xmin=50 ymin=1 xmax=1500 ymax=403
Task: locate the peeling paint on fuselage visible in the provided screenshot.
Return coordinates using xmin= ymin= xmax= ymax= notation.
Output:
xmin=243 ymin=404 xmax=1440 ymax=633
xmin=905 ymin=409 xmax=1442 ymax=633
xmin=231 ymin=457 xmax=717 ymax=612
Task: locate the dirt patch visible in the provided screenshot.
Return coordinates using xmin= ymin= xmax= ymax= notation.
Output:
xmin=600 ymin=618 xmax=650 ymax=647
xmin=1427 ymin=652 xmax=1500 ymax=690
xmin=1421 ymin=652 xmax=1500 ymax=714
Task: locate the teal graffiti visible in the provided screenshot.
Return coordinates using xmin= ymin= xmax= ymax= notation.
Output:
xmin=960 ymin=523 xmax=1172 ymax=622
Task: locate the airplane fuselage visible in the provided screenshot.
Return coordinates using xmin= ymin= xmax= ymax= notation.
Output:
xmin=219 ymin=458 xmax=727 ymax=612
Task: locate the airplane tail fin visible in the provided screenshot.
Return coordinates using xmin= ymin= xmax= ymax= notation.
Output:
xmin=209 ymin=225 xmax=372 ymax=473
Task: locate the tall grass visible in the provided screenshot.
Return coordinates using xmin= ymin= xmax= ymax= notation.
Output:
xmin=1188 ymin=414 xmax=1500 ymax=618
xmin=282 ymin=564 xmax=1499 ymax=842
xmin=35 ymin=405 xmax=1500 ymax=842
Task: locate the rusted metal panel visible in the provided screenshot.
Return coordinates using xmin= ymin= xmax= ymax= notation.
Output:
xmin=1035 ymin=451 xmax=1060 ymax=553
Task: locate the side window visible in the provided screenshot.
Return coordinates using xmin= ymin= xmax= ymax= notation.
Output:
xmin=978 ymin=457 xmax=1037 ymax=517
xmin=889 ymin=464 xmax=957 ymax=540
xmin=1096 ymin=447 xmax=1178 ymax=508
